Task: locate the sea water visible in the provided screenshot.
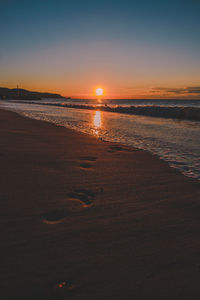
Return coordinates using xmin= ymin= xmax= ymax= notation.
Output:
xmin=0 ymin=99 xmax=200 ymax=180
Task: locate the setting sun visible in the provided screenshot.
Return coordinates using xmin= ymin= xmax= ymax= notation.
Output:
xmin=96 ymin=88 xmax=104 ymax=97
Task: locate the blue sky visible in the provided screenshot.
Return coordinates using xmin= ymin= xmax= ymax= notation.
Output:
xmin=1 ymin=0 xmax=200 ymax=98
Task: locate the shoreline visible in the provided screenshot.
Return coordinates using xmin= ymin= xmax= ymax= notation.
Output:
xmin=1 ymin=108 xmax=200 ymax=299
xmin=3 ymin=99 xmax=200 ymax=122
xmin=1 ymin=103 xmax=200 ymax=181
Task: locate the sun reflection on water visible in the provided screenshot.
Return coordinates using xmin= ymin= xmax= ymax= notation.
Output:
xmin=93 ymin=110 xmax=102 ymax=135
xmin=94 ymin=111 xmax=101 ymax=128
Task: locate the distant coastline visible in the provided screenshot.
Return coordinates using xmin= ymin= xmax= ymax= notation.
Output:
xmin=0 ymin=87 xmax=66 ymax=100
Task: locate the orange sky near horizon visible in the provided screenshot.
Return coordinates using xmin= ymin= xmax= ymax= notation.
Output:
xmin=1 ymin=41 xmax=200 ymax=99
xmin=1 ymin=39 xmax=200 ymax=99
xmin=2 ymin=81 xmax=200 ymax=100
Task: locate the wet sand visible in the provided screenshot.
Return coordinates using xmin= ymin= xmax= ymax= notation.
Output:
xmin=1 ymin=108 xmax=200 ymax=299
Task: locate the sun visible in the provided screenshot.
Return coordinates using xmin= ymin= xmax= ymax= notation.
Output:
xmin=96 ymin=88 xmax=104 ymax=97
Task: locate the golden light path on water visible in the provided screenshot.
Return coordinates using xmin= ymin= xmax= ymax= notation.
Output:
xmin=93 ymin=110 xmax=102 ymax=135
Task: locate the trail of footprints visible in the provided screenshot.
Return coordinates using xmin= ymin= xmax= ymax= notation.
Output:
xmin=41 ymin=156 xmax=98 ymax=297
xmin=42 ymin=147 xmax=131 ymax=224
xmin=40 ymin=147 xmax=128 ymax=297
xmin=42 ymin=156 xmax=98 ymax=224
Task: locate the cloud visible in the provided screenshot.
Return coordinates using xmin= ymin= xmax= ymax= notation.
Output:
xmin=119 ymin=86 xmax=200 ymax=99
xmin=150 ymin=86 xmax=200 ymax=97
xmin=186 ymin=87 xmax=200 ymax=94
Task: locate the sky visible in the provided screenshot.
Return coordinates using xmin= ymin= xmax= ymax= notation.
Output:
xmin=0 ymin=0 xmax=200 ymax=99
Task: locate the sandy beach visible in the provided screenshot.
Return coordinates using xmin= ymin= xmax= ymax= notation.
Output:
xmin=1 ymin=108 xmax=200 ymax=299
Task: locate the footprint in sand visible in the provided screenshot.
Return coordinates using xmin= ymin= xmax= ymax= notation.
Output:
xmin=53 ymin=280 xmax=74 ymax=290
xmin=79 ymin=156 xmax=97 ymax=169
xmin=46 ymin=279 xmax=75 ymax=299
xmin=79 ymin=162 xmax=92 ymax=169
xmin=42 ymin=210 xmax=67 ymax=224
xmin=68 ymin=188 xmax=96 ymax=206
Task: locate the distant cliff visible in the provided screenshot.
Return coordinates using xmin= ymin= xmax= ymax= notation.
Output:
xmin=0 ymin=87 xmax=65 ymax=100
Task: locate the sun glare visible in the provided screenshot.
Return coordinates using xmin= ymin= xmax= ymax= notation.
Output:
xmin=96 ymin=88 xmax=103 ymax=96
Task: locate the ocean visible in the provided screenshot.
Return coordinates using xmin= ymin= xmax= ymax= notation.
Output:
xmin=0 ymin=98 xmax=200 ymax=180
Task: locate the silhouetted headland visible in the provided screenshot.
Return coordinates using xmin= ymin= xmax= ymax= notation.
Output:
xmin=0 ymin=87 xmax=65 ymax=100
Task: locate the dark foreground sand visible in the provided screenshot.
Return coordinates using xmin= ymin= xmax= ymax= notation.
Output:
xmin=1 ymin=108 xmax=200 ymax=300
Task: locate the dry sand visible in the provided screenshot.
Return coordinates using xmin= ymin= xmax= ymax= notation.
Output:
xmin=0 ymin=108 xmax=200 ymax=299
